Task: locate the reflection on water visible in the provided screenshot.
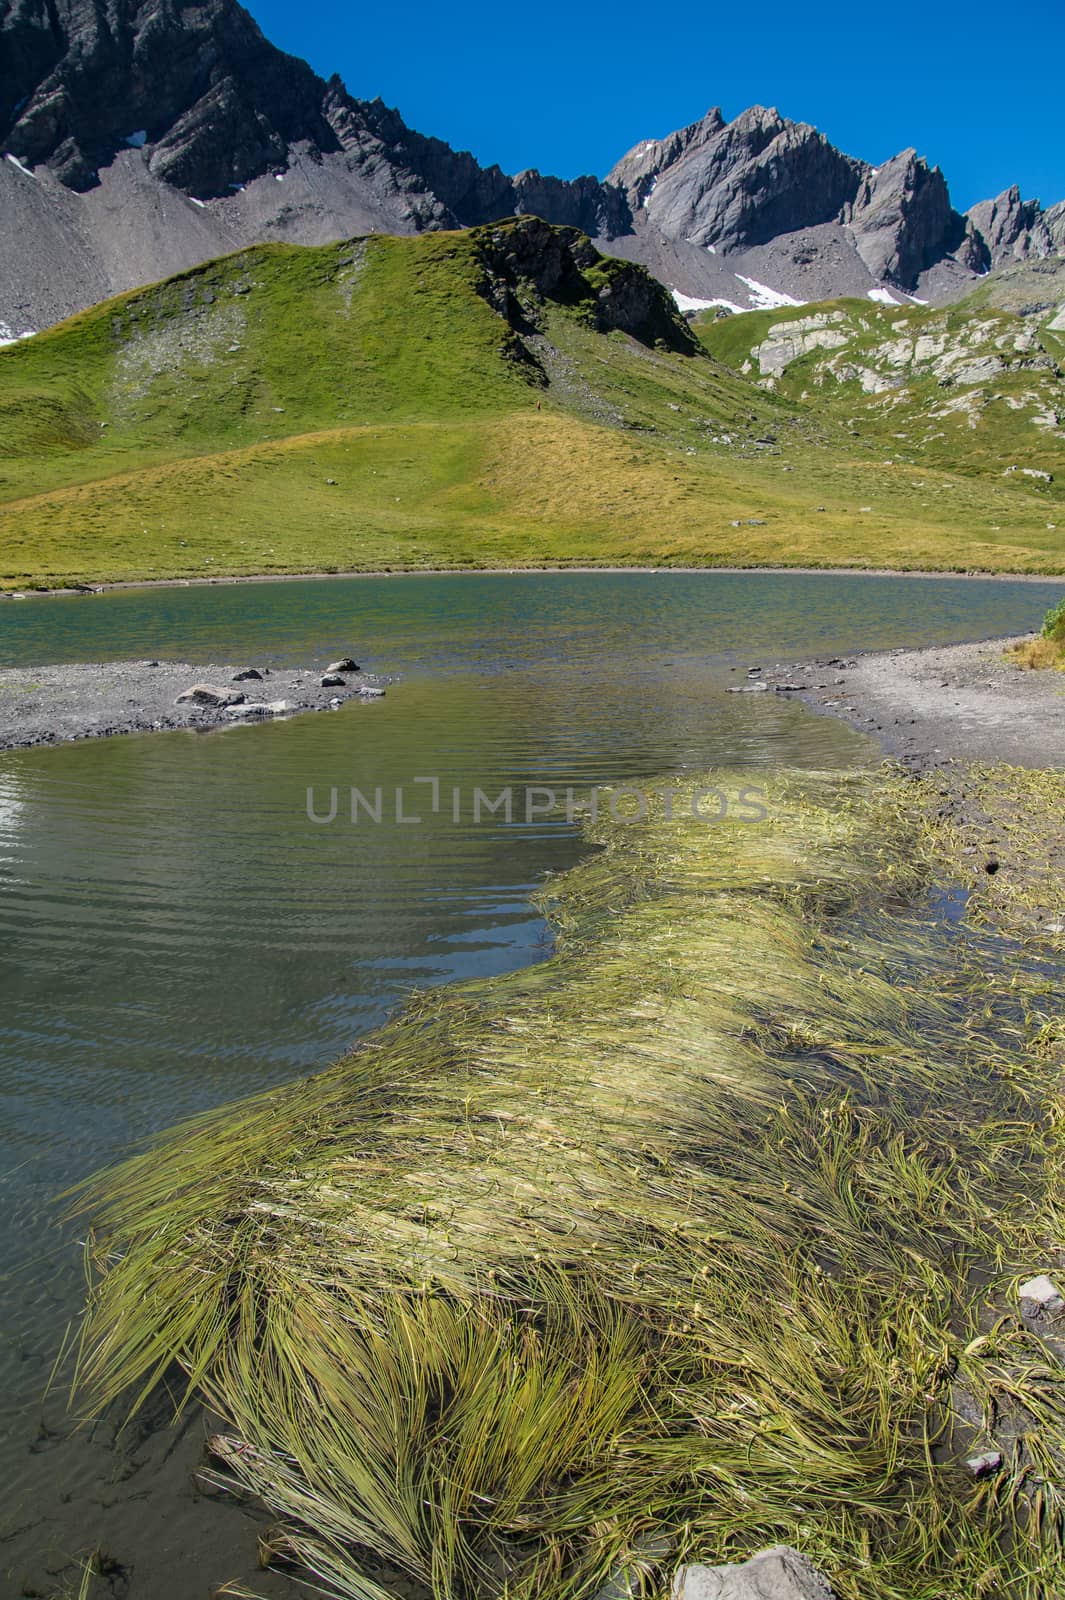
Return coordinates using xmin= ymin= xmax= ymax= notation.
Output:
xmin=0 ymin=569 xmax=1059 ymax=1592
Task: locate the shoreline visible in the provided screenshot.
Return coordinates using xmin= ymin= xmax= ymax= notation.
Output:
xmin=760 ymin=633 xmax=1065 ymax=775
xmin=4 ymin=561 xmax=1065 ymax=599
xmin=0 ymin=658 xmax=388 ymax=752
xmin=760 ymin=633 xmax=1065 ymax=945
xmin=3 ymin=633 xmax=1062 ymax=764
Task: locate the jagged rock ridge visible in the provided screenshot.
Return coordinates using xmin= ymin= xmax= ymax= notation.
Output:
xmin=0 ymin=0 xmax=1061 ymax=334
xmin=967 ymin=186 xmax=1065 ymax=266
xmin=605 ymin=108 xmax=990 ymax=310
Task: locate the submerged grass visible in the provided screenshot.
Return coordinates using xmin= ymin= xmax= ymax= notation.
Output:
xmin=71 ymin=768 xmax=1065 ymax=1599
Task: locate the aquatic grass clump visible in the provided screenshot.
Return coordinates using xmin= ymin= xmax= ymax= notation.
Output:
xmin=72 ymin=769 xmax=1065 ymax=1599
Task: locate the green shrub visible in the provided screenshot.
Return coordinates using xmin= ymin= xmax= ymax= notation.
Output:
xmin=1041 ymin=597 xmax=1065 ymax=640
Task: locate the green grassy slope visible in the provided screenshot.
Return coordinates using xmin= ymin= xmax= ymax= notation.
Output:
xmin=1 ymin=221 xmax=1064 ymax=587
xmin=695 ymin=286 xmax=1065 ymax=488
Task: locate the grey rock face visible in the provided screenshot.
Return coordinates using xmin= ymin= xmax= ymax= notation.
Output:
xmin=609 ymin=106 xmax=862 ymax=252
xmin=2 ymin=0 xmax=337 ymax=194
xmin=672 ymin=1547 xmax=835 ymax=1600
xmin=1047 ymin=202 xmax=1065 ymax=253
xmin=846 ymin=149 xmax=988 ymax=287
xmin=607 ymin=106 xmax=1000 ymax=300
xmin=967 ymin=186 xmax=1057 ymax=265
xmin=0 ymin=0 xmax=626 ymax=228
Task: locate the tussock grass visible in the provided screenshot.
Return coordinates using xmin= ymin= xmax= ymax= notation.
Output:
xmin=1009 ymin=599 xmax=1065 ymax=669
xmin=1010 ymin=638 xmax=1065 ymax=670
xmin=72 ymin=770 xmax=1065 ymax=1599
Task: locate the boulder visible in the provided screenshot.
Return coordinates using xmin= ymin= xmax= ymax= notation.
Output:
xmin=176 ymin=684 xmax=245 ymax=707
xmin=326 ymin=658 xmax=360 ymax=673
xmin=672 ymin=1547 xmax=835 ymax=1600
xmin=359 ymin=686 xmax=386 ymax=699
xmin=321 ymin=674 xmax=347 ymax=688
xmin=232 ymin=668 xmax=264 ymax=681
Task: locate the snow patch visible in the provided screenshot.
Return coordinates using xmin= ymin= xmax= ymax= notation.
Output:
xmin=671 ymin=290 xmax=718 ymax=314
xmin=642 ymin=176 xmax=657 ymax=209
xmin=125 ymin=130 xmax=147 ymax=148
xmin=0 ymin=321 xmax=35 ymax=348
xmin=706 ymin=244 xmax=716 ymax=254
xmin=274 ymin=173 xmax=285 ymax=182
xmin=671 ymin=289 xmax=746 ymax=316
xmin=5 ymin=153 xmax=35 ymax=178
xmin=736 ymin=275 xmax=805 ymax=310
xmin=189 ymin=196 xmax=206 ymax=208
xmin=868 ymin=287 xmax=902 ymax=306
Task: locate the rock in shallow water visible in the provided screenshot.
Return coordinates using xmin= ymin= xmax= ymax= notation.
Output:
xmin=326 ymin=657 xmax=360 ymax=673
xmin=672 ymin=1547 xmax=835 ymax=1600
xmin=224 ymin=700 xmax=291 ymax=718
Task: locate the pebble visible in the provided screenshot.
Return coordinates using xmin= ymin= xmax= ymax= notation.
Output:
xmin=1019 ymin=1274 xmax=1065 ymax=1314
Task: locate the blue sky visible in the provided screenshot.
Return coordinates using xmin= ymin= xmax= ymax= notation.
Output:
xmin=249 ymin=0 xmax=1064 ymax=213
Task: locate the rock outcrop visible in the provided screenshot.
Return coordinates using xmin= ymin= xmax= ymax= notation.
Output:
xmin=471 ymin=216 xmax=699 ymax=353
xmin=845 ymin=149 xmax=988 ymax=285
xmin=607 ymin=106 xmax=862 ymax=252
xmin=967 ymin=186 xmax=1061 ymax=265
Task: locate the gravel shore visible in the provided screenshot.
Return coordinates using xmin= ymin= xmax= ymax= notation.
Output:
xmin=761 ymin=634 xmax=1065 ymax=773
xmin=757 ymin=634 xmax=1065 ymax=945
xmin=0 ymin=658 xmax=388 ymax=751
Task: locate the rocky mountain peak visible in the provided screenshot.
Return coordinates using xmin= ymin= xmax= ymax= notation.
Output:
xmin=967 ymin=185 xmax=1057 ymax=265
xmin=1 ymin=0 xmax=336 ymax=193
xmin=846 ymin=148 xmax=988 ymax=286
xmin=609 ymin=103 xmax=863 ymax=255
